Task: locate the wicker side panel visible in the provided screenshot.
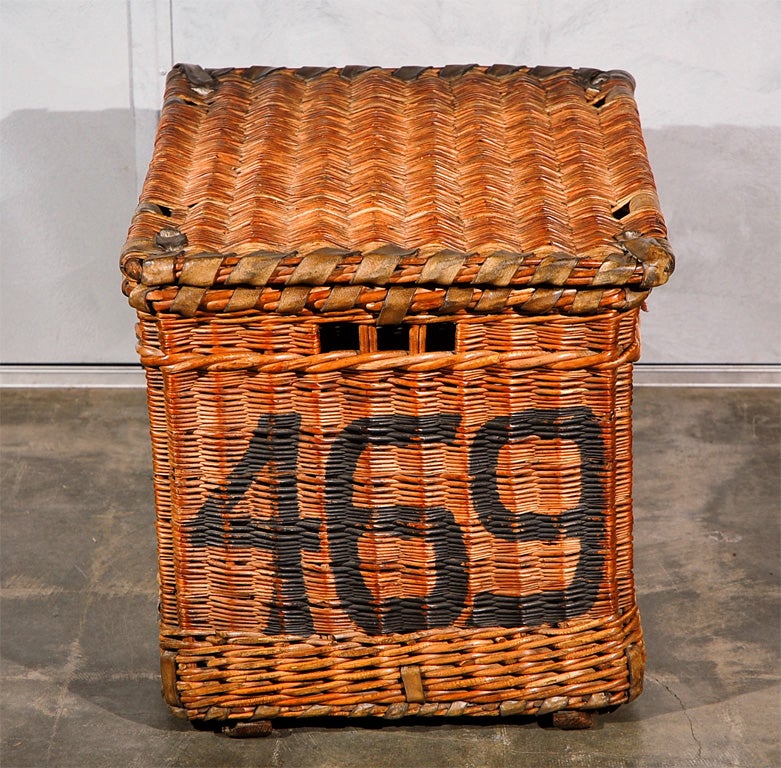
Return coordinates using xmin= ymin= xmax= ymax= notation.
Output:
xmin=141 ymin=309 xmax=643 ymax=719
xmin=145 ymin=311 xmax=638 ymax=635
xmin=138 ymin=319 xmax=178 ymax=626
xmin=614 ymin=313 xmax=637 ymax=611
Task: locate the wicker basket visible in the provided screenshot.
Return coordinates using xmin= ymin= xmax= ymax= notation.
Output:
xmin=121 ymin=64 xmax=673 ymax=732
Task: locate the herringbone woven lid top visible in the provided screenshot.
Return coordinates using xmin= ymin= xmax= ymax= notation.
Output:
xmin=121 ymin=64 xmax=674 ymax=319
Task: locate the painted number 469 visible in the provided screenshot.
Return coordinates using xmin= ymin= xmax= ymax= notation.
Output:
xmin=184 ymin=407 xmax=607 ymax=635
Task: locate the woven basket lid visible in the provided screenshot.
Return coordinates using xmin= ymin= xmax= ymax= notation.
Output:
xmin=121 ymin=64 xmax=674 ymax=321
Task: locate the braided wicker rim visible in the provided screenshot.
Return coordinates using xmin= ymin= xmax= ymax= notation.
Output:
xmin=121 ymin=64 xmax=674 ymax=319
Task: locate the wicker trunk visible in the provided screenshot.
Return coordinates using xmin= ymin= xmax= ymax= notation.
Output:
xmin=121 ymin=64 xmax=673 ymax=732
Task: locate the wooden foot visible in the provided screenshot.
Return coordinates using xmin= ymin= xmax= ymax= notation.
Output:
xmin=549 ymin=710 xmax=595 ymax=730
xmin=222 ymin=720 xmax=273 ymax=738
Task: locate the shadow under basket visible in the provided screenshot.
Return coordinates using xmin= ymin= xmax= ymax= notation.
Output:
xmin=121 ymin=63 xmax=673 ymax=734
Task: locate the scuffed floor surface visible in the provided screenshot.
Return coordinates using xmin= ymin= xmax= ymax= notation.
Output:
xmin=1 ymin=387 xmax=778 ymax=768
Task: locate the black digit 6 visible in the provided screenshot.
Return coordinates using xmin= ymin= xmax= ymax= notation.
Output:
xmin=325 ymin=414 xmax=469 ymax=635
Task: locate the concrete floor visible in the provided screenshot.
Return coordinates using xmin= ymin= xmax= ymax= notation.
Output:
xmin=1 ymin=387 xmax=778 ymax=768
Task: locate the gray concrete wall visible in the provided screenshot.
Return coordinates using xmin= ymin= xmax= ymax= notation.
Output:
xmin=1 ymin=0 xmax=779 ymax=368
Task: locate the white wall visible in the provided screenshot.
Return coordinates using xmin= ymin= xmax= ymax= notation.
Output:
xmin=1 ymin=0 xmax=138 ymax=364
xmin=1 ymin=0 xmax=779 ymax=368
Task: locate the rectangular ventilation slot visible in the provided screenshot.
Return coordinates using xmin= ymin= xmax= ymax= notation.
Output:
xmin=376 ymin=325 xmax=410 ymax=351
xmin=319 ymin=322 xmax=361 ymax=353
xmin=424 ymin=322 xmax=457 ymax=352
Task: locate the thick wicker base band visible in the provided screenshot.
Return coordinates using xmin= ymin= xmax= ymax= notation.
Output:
xmin=161 ymin=607 xmax=643 ymax=722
